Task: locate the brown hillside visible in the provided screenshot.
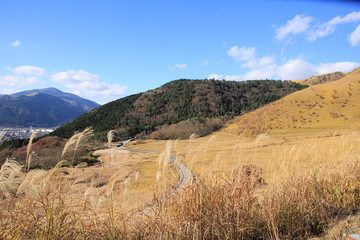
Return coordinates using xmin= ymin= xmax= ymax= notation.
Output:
xmin=233 ymin=67 xmax=360 ymax=135
xmin=294 ymin=71 xmax=346 ymax=86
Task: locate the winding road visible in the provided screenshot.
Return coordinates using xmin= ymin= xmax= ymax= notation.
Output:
xmin=119 ymin=140 xmax=195 ymax=215
xmin=120 ymin=139 xmax=195 ymax=190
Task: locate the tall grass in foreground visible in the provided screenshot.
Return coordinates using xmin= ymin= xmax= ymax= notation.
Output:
xmin=0 ymin=131 xmax=4 ymax=142
xmin=0 ymin=158 xmax=358 ymax=239
xmin=25 ymin=132 xmax=36 ymax=172
xmin=133 ymin=162 xmax=359 ymax=240
xmin=0 ymin=128 xmax=359 ymax=239
xmin=0 ymin=159 xmax=22 ymax=199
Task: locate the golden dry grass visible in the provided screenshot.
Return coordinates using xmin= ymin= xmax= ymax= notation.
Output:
xmin=0 ymin=131 xmax=5 ymax=142
xmin=0 ymin=134 xmax=179 ymax=229
xmin=0 ymin=159 xmax=22 ymax=199
xmin=233 ymin=67 xmax=360 ymax=135
xmin=133 ymin=127 xmax=360 ymax=186
xmin=0 ymin=137 xmax=182 ymax=238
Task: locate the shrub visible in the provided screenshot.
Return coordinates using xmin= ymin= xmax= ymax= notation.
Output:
xmin=150 ymin=118 xmax=224 ymax=139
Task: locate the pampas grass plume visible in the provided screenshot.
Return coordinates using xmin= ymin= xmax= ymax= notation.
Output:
xmin=26 ymin=132 xmax=36 ymax=172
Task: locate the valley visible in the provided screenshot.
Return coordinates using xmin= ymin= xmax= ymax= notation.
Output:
xmin=0 ymin=127 xmax=54 ymax=142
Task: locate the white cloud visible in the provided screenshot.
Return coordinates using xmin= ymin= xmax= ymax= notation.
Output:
xmin=223 ymin=46 xmax=277 ymax=80
xmin=11 ymin=40 xmax=21 ymax=47
xmin=51 ymin=70 xmax=98 ymax=84
xmin=207 ymin=74 xmax=242 ymax=81
xmin=0 ymin=65 xmax=45 ymax=88
xmin=227 ymin=46 xmax=275 ymax=73
xmin=50 ymin=69 xmax=127 ymax=98
xmin=328 ymin=11 xmax=360 ymax=25
xmin=349 ymin=24 xmax=360 ymax=46
xmin=307 ymin=24 xmax=335 ymax=41
xmin=242 ymin=56 xmax=275 ymax=69
xmin=227 ymin=46 xmax=255 ymax=61
xmin=275 ymin=15 xmax=314 ymax=40
xmin=12 ymin=65 xmax=45 ymax=76
xmin=0 ymin=75 xmax=43 ymax=87
xmin=168 ymin=64 xmax=187 ymax=71
xmin=243 ymin=65 xmax=277 ymax=80
xmin=0 ymin=89 xmax=16 ymax=95
xmin=276 ymin=11 xmax=360 ymax=42
xmin=225 ymin=44 xmax=360 ymax=81
xmin=210 ymin=58 xmax=359 ymax=82
xmin=208 ymin=74 xmax=224 ymax=80
xmin=223 ymin=75 xmax=243 ymax=81
xmin=277 ymin=59 xmax=360 ymax=80
xmin=317 ymin=61 xmax=360 ymax=74
xmin=277 ymin=59 xmax=318 ymax=80
xmin=307 ymin=11 xmax=360 ymax=41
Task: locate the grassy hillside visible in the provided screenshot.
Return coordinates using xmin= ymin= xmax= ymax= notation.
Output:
xmin=233 ymin=67 xmax=360 ymax=136
xmin=51 ymin=79 xmax=307 ymax=139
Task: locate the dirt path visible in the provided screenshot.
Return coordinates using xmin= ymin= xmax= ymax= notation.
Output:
xmin=126 ymin=148 xmax=194 ymax=190
xmin=118 ymin=141 xmax=195 ymax=215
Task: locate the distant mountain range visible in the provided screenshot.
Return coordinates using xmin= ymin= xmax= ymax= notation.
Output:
xmin=0 ymin=88 xmax=99 ymax=127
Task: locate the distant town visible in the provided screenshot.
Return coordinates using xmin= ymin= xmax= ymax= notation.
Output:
xmin=0 ymin=127 xmax=54 ymax=142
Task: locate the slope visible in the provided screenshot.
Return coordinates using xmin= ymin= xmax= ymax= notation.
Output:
xmin=51 ymin=79 xmax=307 ymax=139
xmin=233 ymin=67 xmax=360 ymax=135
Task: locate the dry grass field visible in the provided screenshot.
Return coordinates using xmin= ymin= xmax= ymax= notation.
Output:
xmin=133 ymin=127 xmax=360 ymax=184
xmin=128 ymin=127 xmax=360 ymax=239
xmin=0 ymin=132 xmax=180 ymax=239
xmin=0 ymin=68 xmax=359 ymax=239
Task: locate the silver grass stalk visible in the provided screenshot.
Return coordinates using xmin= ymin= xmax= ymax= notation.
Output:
xmin=61 ymin=127 xmax=93 ymax=164
xmin=107 ymin=130 xmax=114 ymax=149
xmin=25 ymin=132 xmax=36 ymax=172
xmin=0 ymin=131 xmax=5 ymax=142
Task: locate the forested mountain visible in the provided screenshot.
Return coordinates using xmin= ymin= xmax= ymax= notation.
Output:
xmin=51 ymin=79 xmax=307 ymax=139
xmin=0 ymin=88 xmax=99 ymax=127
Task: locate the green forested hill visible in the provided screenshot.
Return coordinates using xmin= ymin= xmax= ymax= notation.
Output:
xmin=51 ymin=79 xmax=307 ymax=139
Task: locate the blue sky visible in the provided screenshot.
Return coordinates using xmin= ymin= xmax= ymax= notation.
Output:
xmin=1 ymin=0 xmax=359 ymax=104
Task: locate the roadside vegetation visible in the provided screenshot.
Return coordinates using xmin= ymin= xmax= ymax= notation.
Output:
xmin=150 ymin=117 xmax=224 ymax=139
